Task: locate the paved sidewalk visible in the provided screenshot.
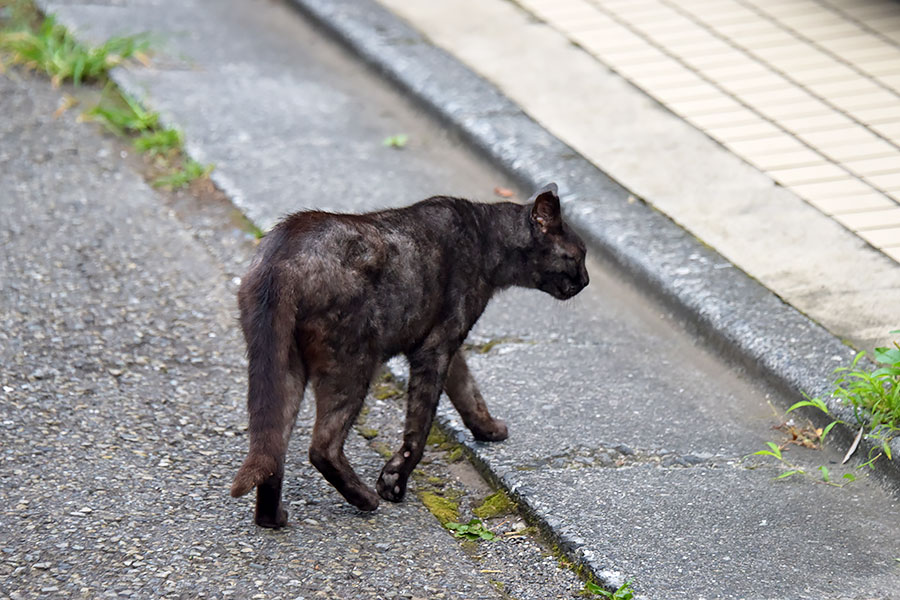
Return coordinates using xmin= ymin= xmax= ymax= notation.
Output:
xmin=376 ymin=0 xmax=900 ymax=351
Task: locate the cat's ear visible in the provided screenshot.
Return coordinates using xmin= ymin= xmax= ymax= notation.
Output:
xmin=530 ymin=183 xmax=561 ymax=234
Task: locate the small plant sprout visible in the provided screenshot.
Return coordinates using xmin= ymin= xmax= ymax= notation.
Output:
xmin=152 ymin=159 xmax=214 ymax=189
xmin=444 ymin=518 xmax=495 ymax=541
xmin=382 ymin=133 xmax=408 ymax=148
xmin=85 ymin=85 xmax=158 ymax=136
xmin=583 ymin=578 xmax=635 ymax=599
xmin=134 ymin=127 xmax=183 ymax=157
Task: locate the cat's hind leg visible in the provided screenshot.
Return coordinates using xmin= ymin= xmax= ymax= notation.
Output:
xmin=232 ymin=349 xmax=305 ymax=528
xmin=444 ymin=350 xmax=508 ymax=442
xmin=231 ymin=265 xmax=304 ymax=528
xmin=253 ymin=354 xmax=305 ymax=528
xmin=308 ymin=369 xmax=380 ymax=511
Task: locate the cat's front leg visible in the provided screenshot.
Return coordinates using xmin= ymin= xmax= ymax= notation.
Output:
xmin=377 ymin=352 xmax=448 ymax=503
xmin=444 ymin=350 xmax=508 ymax=442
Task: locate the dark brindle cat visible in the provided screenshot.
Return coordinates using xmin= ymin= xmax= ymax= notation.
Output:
xmin=230 ymin=184 xmax=588 ymax=527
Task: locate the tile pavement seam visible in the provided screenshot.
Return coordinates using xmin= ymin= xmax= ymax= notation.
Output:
xmin=573 ymin=0 xmax=900 ymax=166
xmin=565 ymin=0 xmax=900 ymax=242
xmin=568 ymin=0 xmax=900 ymax=224
xmin=816 ymin=0 xmax=900 ymax=51
xmin=659 ymin=0 xmax=900 ymax=157
xmin=733 ymin=0 xmax=900 ymax=129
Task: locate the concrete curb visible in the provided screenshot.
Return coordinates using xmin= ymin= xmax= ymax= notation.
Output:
xmin=284 ymin=0 xmax=900 ymax=489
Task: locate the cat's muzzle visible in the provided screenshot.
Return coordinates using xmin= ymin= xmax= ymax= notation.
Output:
xmin=555 ymin=271 xmax=589 ymax=300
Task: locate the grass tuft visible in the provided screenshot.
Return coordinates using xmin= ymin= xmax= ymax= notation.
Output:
xmin=152 ymin=159 xmax=214 ymax=189
xmin=1 ymin=2 xmax=211 ymax=189
xmin=832 ymin=346 xmax=900 ymax=433
xmin=134 ymin=128 xmax=183 ymax=157
xmin=0 ymin=13 xmax=147 ymax=87
xmin=85 ymin=85 xmax=158 ymax=135
xmin=582 ymin=578 xmax=635 ymax=599
xmin=755 ymin=331 xmax=900 ymax=484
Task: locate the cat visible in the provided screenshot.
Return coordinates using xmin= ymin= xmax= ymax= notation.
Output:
xmin=230 ymin=183 xmax=589 ymax=528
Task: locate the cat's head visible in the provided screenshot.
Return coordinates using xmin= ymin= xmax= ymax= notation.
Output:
xmin=527 ymin=183 xmax=589 ymax=300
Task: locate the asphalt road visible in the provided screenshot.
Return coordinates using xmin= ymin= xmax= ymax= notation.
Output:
xmin=6 ymin=0 xmax=900 ymax=598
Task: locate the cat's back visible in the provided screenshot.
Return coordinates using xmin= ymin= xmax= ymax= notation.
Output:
xmin=262 ymin=197 xmax=482 ymax=262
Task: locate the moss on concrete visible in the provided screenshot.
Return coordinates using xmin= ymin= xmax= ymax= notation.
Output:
xmin=473 ymin=490 xmax=515 ymax=520
xmin=372 ymin=371 xmax=404 ymax=401
xmin=420 ymin=491 xmax=459 ymax=525
xmin=358 ymin=426 xmax=379 ymax=440
xmin=426 ymin=423 xmax=449 ymax=447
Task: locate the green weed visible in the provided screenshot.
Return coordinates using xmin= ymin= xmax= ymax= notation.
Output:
xmin=85 ymin=85 xmax=158 ymax=135
xmin=152 ymin=159 xmax=214 ymax=189
xmin=134 ymin=127 xmax=182 ymax=157
xmin=789 ymin=337 xmax=900 ymax=460
xmin=445 ymin=518 xmax=495 ymax=541
xmin=752 ymin=440 xmax=860 ymax=486
xmin=831 ymin=343 xmax=900 ymax=435
xmin=755 ymin=331 xmax=900 ymax=483
xmin=1 ymin=3 xmax=211 ymax=189
xmin=0 ymin=13 xmax=147 ymax=86
xmin=382 ymin=133 xmax=408 ymax=148
xmin=583 ymin=578 xmax=634 ymax=599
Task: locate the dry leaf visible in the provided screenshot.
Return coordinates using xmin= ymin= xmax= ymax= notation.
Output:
xmin=135 ymin=51 xmax=153 ymax=68
xmin=774 ymin=421 xmax=821 ymax=449
xmin=53 ymin=94 xmax=78 ymax=119
xmin=493 ymin=186 xmax=514 ymax=198
xmin=842 ymin=427 xmax=864 ymax=464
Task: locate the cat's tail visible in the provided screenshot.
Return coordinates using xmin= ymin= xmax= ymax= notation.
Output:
xmin=231 ymin=261 xmax=302 ymax=498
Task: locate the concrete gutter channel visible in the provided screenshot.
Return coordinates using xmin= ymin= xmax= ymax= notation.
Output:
xmin=283 ymin=0 xmax=896 ymax=483
xmin=31 ymin=0 xmax=900 ymax=596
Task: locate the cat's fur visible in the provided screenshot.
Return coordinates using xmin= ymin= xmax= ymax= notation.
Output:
xmin=230 ymin=184 xmax=588 ymax=527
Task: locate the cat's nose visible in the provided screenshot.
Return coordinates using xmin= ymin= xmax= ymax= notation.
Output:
xmin=579 ymin=265 xmax=590 ymax=289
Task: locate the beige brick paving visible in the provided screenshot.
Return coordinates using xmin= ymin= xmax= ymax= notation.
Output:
xmin=517 ymin=0 xmax=900 ymax=259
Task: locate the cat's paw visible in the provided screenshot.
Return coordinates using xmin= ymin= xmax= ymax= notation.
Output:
xmin=472 ymin=419 xmax=508 ymax=442
xmin=255 ymin=504 xmax=288 ymax=529
xmin=376 ymin=470 xmax=407 ymax=503
xmin=349 ymin=487 xmax=380 ymax=512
